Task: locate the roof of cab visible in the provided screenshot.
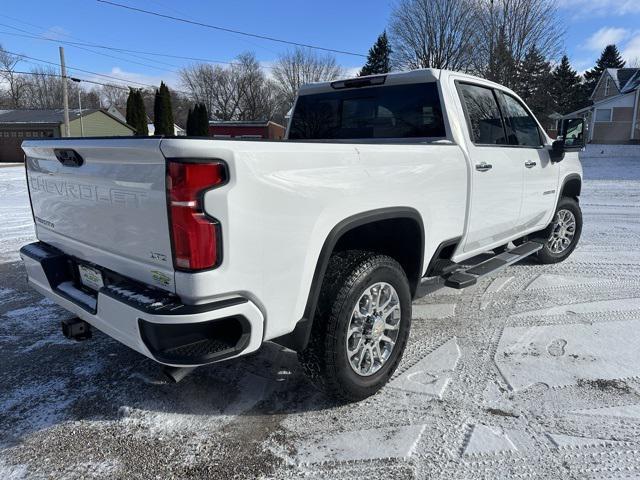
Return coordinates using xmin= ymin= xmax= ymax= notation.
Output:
xmin=297 ymin=68 xmax=505 ymax=96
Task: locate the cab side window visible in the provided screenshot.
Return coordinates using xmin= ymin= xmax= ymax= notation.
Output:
xmin=497 ymin=92 xmax=542 ymax=147
xmin=457 ymin=83 xmax=507 ymax=145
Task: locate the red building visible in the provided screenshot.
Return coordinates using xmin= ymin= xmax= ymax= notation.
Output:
xmin=208 ymin=120 xmax=285 ymax=140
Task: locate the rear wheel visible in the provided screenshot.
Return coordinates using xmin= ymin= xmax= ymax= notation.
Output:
xmin=535 ymin=197 xmax=582 ymax=264
xmin=298 ymin=251 xmax=411 ymax=402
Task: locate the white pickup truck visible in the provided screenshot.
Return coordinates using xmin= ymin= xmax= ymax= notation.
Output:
xmin=20 ymin=69 xmax=584 ymax=400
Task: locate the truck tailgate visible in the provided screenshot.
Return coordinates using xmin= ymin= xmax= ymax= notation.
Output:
xmin=21 ymin=138 xmax=175 ymax=292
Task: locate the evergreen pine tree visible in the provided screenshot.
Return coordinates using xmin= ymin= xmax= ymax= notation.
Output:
xmin=513 ymin=46 xmax=554 ymax=119
xmin=134 ymin=90 xmax=148 ymax=136
xmin=125 ymin=88 xmax=135 ymax=127
xmin=551 ymin=55 xmax=587 ymax=114
xmin=154 ymin=81 xmax=174 ymax=136
xmin=186 ymin=106 xmax=194 ymax=136
xmin=359 ymin=32 xmax=391 ymax=76
xmin=584 ymin=44 xmax=626 ymax=93
xmin=196 ymin=103 xmax=209 ymax=136
xmin=125 ymin=89 xmax=148 ymax=136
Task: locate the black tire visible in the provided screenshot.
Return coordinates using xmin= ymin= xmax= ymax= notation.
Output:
xmin=535 ymin=196 xmax=582 ymax=264
xmin=298 ymin=250 xmax=412 ymax=402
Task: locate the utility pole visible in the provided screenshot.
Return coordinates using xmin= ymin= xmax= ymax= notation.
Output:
xmin=71 ymin=78 xmax=84 ymax=137
xmin=59 ymin=46 xmax=71 ymax=137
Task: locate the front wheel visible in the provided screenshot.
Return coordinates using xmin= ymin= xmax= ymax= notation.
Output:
xmin=536 ymin=197 xmax=582 ymax=264
xmin=298 ymin=251 xmax=412 ymax=402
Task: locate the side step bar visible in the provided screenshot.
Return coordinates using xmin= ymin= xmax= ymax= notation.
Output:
xmin=444 ymin=241 xmax=543 ymax=289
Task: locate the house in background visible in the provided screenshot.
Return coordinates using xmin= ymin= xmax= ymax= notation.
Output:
xmin=561 ymin=68 xmax=640 ymax=144
xmin=106 ymin=105 xmax=186 ymax=136
xmin=209 ymin=120 xmax=285 ymax=140
xmin=0 ymin=109 xmax=134 ymax=162
xmin=147 ymin=123 xmax=186 ymax=136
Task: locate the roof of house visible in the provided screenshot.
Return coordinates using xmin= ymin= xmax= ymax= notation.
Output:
xmin=106 ymin=105 xmax=127 ymax=122
xmin=621 ymin=69 xmax=640 ymax=94
xmin=603 ymin=68 xmax=640 ymax=91
xmin=590 ymin=68 xmax=640 ymax=100
xmin=209 ymin=120 xmax=284 ymax=128
xmin=0 ymin=109 xmax=100 ymax=124
xmin=0 ymin=109 xmax=134 ymax=131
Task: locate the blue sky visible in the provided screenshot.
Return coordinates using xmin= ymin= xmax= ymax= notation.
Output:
xmin=1 ymin=0 xmax=639 ymax=91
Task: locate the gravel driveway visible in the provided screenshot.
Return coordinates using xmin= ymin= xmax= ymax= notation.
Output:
xmin=1 ymin=157 xmax=639 ymax=479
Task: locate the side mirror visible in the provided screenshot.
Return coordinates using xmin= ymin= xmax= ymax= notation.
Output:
xmin=551 ymin=118 xmax=586 ymax=163
xmin=550 ymin=140 xmax=565 ymax=163
xmin=559 ymin=118 xmax=586 ymax=150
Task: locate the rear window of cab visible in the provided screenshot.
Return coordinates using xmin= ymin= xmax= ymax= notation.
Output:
xmin=289 ymin=83 xmax=446 ymax=140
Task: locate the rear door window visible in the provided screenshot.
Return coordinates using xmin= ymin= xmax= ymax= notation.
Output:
xmin=289 ymin=83 xmax=446 ymax=140
xmin=497 ymin=92 xmax=542 ymax=147
xmin=457 ymin=83 xmax=507 ymax=145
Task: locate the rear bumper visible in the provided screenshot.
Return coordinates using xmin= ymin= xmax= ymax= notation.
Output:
xmin=20 ymin=242 xmax=264 ymax=367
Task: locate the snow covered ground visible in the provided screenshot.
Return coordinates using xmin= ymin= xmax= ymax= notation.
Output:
xmin=0 ymin=164 xmax=34 ymax=264
xmin=0 ymin=156 xmax=639 ymax=479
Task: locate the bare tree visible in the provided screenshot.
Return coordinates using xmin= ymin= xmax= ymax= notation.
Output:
xmin=181 ymin=49 xmax=342 ymax=123
xmin=388 ymin=0 xmax=564 ymax=80
xmin=22 ymin=66 xmax=63 ymax=109
xmin=19 ymin=66 xmax=100 ymax=110
xmin=388 ymin=0 xmax=478 ymax=71
xmin=180 ymin=52 xmax=279 ymax=122
xmin=101 ymin=83 xmax=129 ymax=108
xmin=0 ymin=45 xmax=27 ymax=108
xmin=180 ymin=62 xmax=242 ymax=120
xmin=271 ymin=48 xmax=345 ymax=111
xmin=475 ymin=0 xmax=564 ymax=84
xmin=234 ymin=52 xmax=278 ymax=121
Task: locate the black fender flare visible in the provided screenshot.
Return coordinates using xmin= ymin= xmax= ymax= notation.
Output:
xmin=559 ymin=173 xmax=582 ymax=200
xmin=272 ymin=207 xmax=424 ymax=352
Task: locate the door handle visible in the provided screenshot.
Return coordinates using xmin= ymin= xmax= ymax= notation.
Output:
xmin=524 ymin=160 xmax=537 ymax=168
xmin=475 ymin=162 xmax=493 ymax=172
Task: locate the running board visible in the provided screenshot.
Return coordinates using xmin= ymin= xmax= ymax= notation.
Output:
xmin=444 ymin=241 xmax=543 ymax=289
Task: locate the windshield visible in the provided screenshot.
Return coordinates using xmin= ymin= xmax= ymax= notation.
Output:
xmin=289 ymin=83 xmax=446 ymax=140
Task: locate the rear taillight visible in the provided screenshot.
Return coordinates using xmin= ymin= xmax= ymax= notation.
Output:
xmin=167 ymin=160 xmax=227 ymax=271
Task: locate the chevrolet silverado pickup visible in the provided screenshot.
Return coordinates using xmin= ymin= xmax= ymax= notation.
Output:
xmin=20 ymin=69 xmax=585 ymax=400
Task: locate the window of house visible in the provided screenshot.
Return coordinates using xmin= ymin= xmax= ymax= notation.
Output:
xmin=604 ymin=77 xmax=611 ymax=96
xmin=595 ymin=109 xmax=613 ymax=122
xmin=457 ymin=83 xmax=507 ymax=145
xmin=496 ymin=92 xmax=542 ymax=147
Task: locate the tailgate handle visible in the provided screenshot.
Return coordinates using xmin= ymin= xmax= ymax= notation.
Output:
xmin=54 ymin=149 xmax=84 ymax=167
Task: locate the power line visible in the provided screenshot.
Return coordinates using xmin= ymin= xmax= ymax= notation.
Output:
xmin=0 ymin=20 xmax=184 ymax=71
xmin=1 ymin=47 xmax=158 ymax=88
xmin=0 ymin=28 xmax=182 ymax=73
xmin=0 ymin=28 xmax=236 ymax=68
xmin=0 ymin=69 xmax=129 ymax=90
xmin=0 ymin=13 xmax=241 ymax=66
xmin=96 ymin=0 xmax=367 ymax=58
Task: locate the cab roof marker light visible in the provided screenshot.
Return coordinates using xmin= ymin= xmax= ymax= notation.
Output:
xmin=331 ymin=75 xmax=387 ymax=90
